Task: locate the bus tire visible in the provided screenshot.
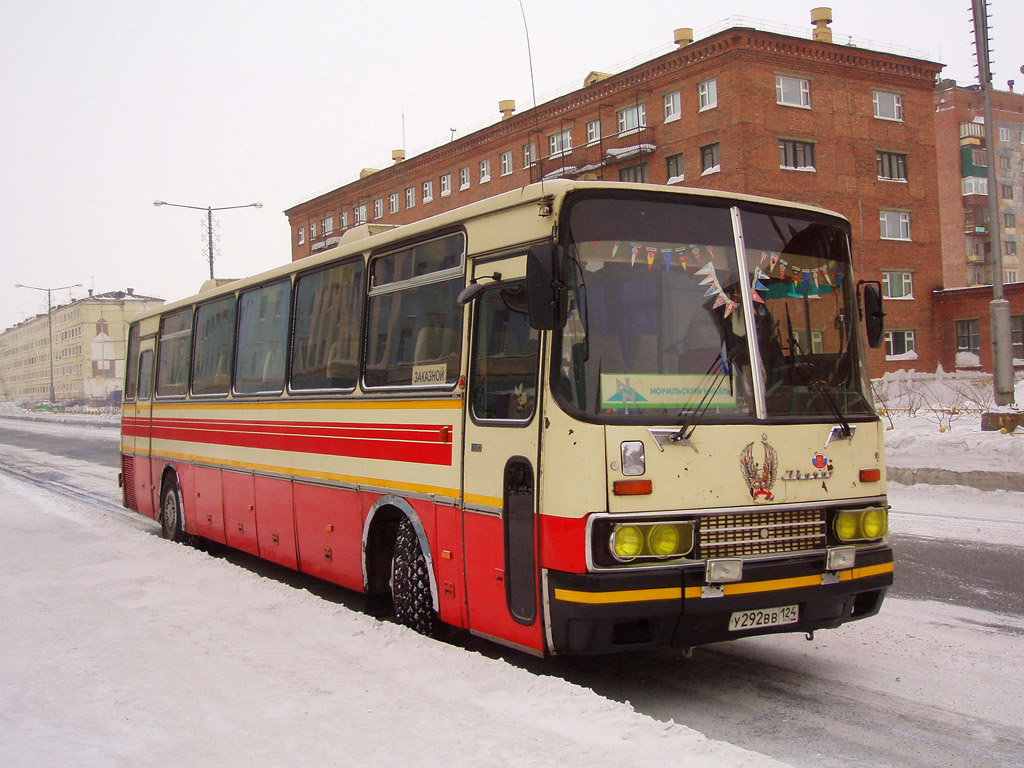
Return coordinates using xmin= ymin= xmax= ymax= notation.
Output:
xmin=160 ymin=478 xmax=185 ymax=542
xmin=391 ymin=516 xmax=440 ymax=637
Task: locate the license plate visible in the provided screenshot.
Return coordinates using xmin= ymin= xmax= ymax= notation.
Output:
xmin=728 ymin=605 xmax=799 ymax=632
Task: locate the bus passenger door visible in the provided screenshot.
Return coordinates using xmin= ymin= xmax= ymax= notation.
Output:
xmin=462 ymin=263 xmax=544 ymax=653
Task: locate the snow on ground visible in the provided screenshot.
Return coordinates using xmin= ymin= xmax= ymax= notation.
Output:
xmin=0 ymin=470 xmax=784 ymax=768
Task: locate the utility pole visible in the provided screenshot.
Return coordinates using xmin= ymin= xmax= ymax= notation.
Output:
xmin=972 ymin=0 xmax=1014 ymax=407
xmin=14 ymin=282 xmax=82 ymax=403
xmin=153 ymin=200 xmax=262 ymax=280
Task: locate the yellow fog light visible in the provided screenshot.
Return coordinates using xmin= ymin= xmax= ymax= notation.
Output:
xmin=611 ymin=525 xmax=644 ymax=560
xmin=834 ymin=511 xmax=859 ymax=542
xmin=860 ymin=508 xmax=888 ymax=539
xmin=648 ymin=524 xmax=680 ymax=557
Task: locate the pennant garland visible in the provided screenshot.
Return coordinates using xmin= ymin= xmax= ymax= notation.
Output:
xmin=646 ymin=247 xmax=656 ymax=271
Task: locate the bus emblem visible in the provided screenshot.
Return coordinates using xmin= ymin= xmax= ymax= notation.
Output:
xmin=740 ymin=441 xmax=778 ymax=501
xmin=812 ymin=452 xmax=829 ymax=470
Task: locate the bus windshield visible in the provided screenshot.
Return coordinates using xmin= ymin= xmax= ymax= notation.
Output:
xmin=555 ymin=192 xmax=874 ymax=423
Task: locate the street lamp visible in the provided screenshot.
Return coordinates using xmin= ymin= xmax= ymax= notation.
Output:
xmin=153 ymin=200 xmax=262 ymax=280
xmin=15 ymin=282 xmax=83 ymax=403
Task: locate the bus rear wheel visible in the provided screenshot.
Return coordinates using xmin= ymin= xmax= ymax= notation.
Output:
xmin=160 ymin=479 xmax=186 ymax=543
xmin=391 ymin=516 xmax=440 ymax=637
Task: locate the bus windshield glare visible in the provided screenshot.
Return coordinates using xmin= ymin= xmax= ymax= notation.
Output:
xmin=556 ymin=193 xmax=874 ymax=423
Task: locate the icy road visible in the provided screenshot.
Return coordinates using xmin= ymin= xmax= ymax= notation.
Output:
xmin=1 ymin=415 xmax=1023 ymax=768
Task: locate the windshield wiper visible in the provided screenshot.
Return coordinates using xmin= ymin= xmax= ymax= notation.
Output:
xmin=672 ymin=354 xmax=730 ymax=442
xmin=811 ymin=379 xmax=852 ymax=438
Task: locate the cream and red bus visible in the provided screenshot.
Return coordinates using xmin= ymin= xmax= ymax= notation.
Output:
xmin=120 ymin=180 xmax=891 ymax=655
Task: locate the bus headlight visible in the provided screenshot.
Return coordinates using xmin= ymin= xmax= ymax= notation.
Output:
xmin=609 ymin=522 xmax=694 ymax=563
xmin=611 ymin=525 xmax=644 ymax=560
xmin=834 ymin=508 xmax=888 ymax=542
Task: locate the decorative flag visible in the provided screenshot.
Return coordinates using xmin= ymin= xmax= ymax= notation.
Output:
xmin=769 ymin=252 xmax=780 ymax=271
xmin=759 ymin=251 xmax=769 ymax=266
xmin=724 ymin=300 xmax=738 ymax=318
xmin=662 ymin=249 xmax=673 ymax=271
xmin=646 ymin=247 xmax=656 ymax=270
xmin=779 ymin=260 xmax=788 ymax=279
xmin=706 ymin=245 xmax=716 ymax=260
xmin=692 ymin=245 xmax=702 ymax=264
xmin=812 ymin=269 xmax=820 ymax=289
xmin=630 ymin=243 xmax=640 ymax=267
xmin=675 ymin=247 xmax=688 ymax=270
xmin=612 ymin=241 xmax=623 ymax=259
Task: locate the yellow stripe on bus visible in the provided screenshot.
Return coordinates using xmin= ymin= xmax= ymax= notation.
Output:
xmin=554 ymin=563 xmax=893 ymax=605
xmin=124 ymin=399 xmax=463 ymax=413
xmin=553 ymin=587 xmax=684 ymax=604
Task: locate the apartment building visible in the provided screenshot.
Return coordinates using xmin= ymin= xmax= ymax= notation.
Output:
xmin=285 ymin=10 xmax=945 ymax=375
xmin=0 ymin=289 xmax=163 ymax=406
xmin=933 ymin=80 xmax=1024 ymax=371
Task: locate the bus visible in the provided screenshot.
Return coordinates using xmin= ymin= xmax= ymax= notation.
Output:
xmin=120 ymin=180 xmax=891 ymax=656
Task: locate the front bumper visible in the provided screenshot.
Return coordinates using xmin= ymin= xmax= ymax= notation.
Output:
xmin=545 ymin=546 xmax=892 ymax=655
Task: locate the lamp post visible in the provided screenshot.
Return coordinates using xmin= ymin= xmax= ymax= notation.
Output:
xmin=14 ymin=282 xmax=83 ymax=403
xmin=153 ymin=200 xmax=262 ymax=280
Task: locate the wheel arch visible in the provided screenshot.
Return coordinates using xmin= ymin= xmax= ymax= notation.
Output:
xmin=362 ymin=495 xmax=439 ymax=612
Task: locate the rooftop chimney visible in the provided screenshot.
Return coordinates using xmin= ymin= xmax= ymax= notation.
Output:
xmin=392 ymin=149 xmax=406 ymax=164
xmin=359 ymin=168 xmax=380 ymax=179
xmin=811 ymin=7 xmax=833 ymax=43
xmin=674 ymin=28 xmax=693 ymax=48
xmin=498 ymin=99 xmax=516 ymax=120
xmin=126 ymin=288 xmax=134 ymax=296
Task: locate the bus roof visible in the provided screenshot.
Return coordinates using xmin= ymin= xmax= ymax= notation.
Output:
xmin=136 ymin=179 xmax=850 ymax=323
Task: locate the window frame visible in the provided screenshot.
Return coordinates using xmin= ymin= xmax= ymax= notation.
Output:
xmin=698 ymin=78 xmax=718 ymax=111
xmin=479 ymin=159 xmax=491 ymax=184
xmin=700 ymin=142 xmax=721 ymax=175
xmin=779 ymin=138 xmax=816 ymax=171
xmin=882 ymin=270 xmax=914 ymax=299
xmin=884 ymin=329 xmax=916 ymax=359
xmin=586 ymin=120 xmax=601 ymax=145
xmin=616 ymin=103 xmax=647 ymax=135
xmin=775 ymin=75 xmax=811 ymax=108
xmin=233 ymin=279 xmax=292 ymax=397
xmin=500 ymin=150 xmax=514 ymax=177
xmin=190 ymin=294 xmax=238 ymax=398
xmin=877 ymin=151 xmax=908 ymax=182
xmin=872 ymin=90 xmax=904 ymax=122
xmin=879 ymin=209 xmax=912 ymax=241
xmin=665 ymin=152 xmax=685 ymax=183
xmin=663 ymin=91 xmax=681 ymax=123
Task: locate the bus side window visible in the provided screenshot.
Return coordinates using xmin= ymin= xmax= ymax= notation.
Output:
xmin=137 ymin=350 xmax=154 ymax=401
xmin=470 ymin=283 xmax=540 ymax=422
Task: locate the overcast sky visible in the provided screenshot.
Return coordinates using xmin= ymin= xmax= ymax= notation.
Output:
xmin=2 ymin=0 xmax=1021 ymax=332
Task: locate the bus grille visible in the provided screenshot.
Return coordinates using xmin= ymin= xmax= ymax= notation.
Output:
xmin=121 ymin=455 xmax=136 ymax=510
xmin=697 ymin=509 xmax=826 ymax=558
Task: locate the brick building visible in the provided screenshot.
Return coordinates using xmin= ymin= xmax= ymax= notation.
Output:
xmin=933 ymin=80 xmax=1024 ymax=371
xmin=0 ymin=289 xmax=163 ymax=406
xmin=285 ymin=12 xmax=945 ymax=375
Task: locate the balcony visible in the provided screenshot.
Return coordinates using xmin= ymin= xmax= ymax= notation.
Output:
xmin=959 ymin=122 xmax=986 ymax=142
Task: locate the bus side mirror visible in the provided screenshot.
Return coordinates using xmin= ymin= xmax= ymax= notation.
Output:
xmin=859 ymin=280 xmax=885 ymax=348
xmin=527 ymin=243 xmax=566 ymax=330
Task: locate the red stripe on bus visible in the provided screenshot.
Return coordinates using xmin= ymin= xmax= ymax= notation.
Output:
xmin=123 ymin=417 xmax=454 ymax=466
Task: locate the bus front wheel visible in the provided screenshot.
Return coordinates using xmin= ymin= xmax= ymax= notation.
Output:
xmin=160 ymin=479 xmax=185 ymax=542
xmin=391 ymin=516 xmax=440 ymax=637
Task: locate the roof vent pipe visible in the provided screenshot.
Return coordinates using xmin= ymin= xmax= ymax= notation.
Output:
xmin=811 ymin=7 xmax=833 ymax=43
xmin=674 ymin=28 xmax=693 ymax=48
xmin=392 ymin=149 xmax=406 ymax=164
xmin=499 ymin=99 xmax=516 ymax=120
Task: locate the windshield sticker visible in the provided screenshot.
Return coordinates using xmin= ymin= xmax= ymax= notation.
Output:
xmin=601 ymin=374 xmax=735 ymax=410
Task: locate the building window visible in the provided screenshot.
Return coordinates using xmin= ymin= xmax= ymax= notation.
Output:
xmin=459 ymin=167 xmax=470 ymax=190
xmin=779 ymin=139 xmax=816 ymax=171
xmin=374 ymin=198 xmax=383 ymax=220
xmin=872 ymin=90 xmax=903 ymax=121
xmin=1005 ymin=213 xmax=1016 ymax=229
xmin=879 ymin=210 xmax=911 ymax=240
xmin=440 ymin=173 xmax=451 ymax=197
xmin=619 ymin=164 xmax=648 ymax=183
xmin=955 ymin=319 xmax=981 ymax=366
xmin=297 ymin=227 xmax=305 ymax=245
xmin=479 ymin=158 xmax=491 ymax=183
xmin=1000 ymin=155 xmax=1012 ymax=172
xmin=884 ymin=330 xmax=916 ymax=359
xmin=310 ymin=221 xmax=318 ymax=238
xmin=322 ymin=215 xmax=334 ymax=234
xmin=548 ymin=128 xmax=572 ymax=158
xmin=1012 ymin=315 xmax=1024 ymax=361
xmin=971 ymin=148 xmax=987 ymax=167
xmin=776 ymin=76 xmax=810 ymax=108
xmin=1007 ymin=271 xmax=1019 ymax=285
xmin=617 ymin=103 xmax=646 ymax=135
xmin=998 ymin=126 xmax=1012 ymax=143
xmin=1001 ymin=184 xmax=1014 ymax=200
xmin=389 ymin=193 xmax=399 ymax=214
xmin=663 ymin=91 xmax=681 ymax=123
xmin=962 ymin=176 xmax=988 ymax=196
xmin=354 ymin=204 xmax=367 ymax=225
xmin=405 ymin=187 xmax=415 ymax=208
xmin=422 ymin=180 xmax=433 ymax=203
xmin=877 ymin=151 xmax=908 ymax=181
xmin=882 ymin=271 xmax=913 ymax=299
xmin=523 ymin=141 xmax=537 ymax=167
xmin=500 ymin=150 xmax=513 ymax=176
xmin=1007 ymin=241 xmax=1019 ymax=256
xmin=698 ymin=78 xmax=718 ymax=111
xmin=700 ymin=143 xmax=721 ymax=175
xmin=666 ymin=153 xmax=685 ymax=183
xmin=586 ymin=119 xmax=601 ymax=145
xmin=341 ymin=211 xmax=348 ymax=229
